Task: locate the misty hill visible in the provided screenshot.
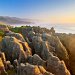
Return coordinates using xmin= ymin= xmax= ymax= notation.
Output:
xmin=0 ymin=16 xmax=34 ymax=24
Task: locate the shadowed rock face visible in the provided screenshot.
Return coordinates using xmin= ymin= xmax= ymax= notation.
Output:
xmin=58 ymin=34 xmax=75 ymax=75
xmin=32 ymin=36 xmax=43 ymax=56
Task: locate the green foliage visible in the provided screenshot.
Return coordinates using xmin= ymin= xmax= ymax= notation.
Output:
xmin=9 ymin=25 xmax=31 ymax=33
xmin=0 ymin=30 xmax=4 ymax=36
xmin=9 ymin=27 xmax=21 ymax=33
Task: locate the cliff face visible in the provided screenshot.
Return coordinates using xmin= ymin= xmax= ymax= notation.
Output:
xmin=57 ymin=34 xmax=75 ymax=75
xmin=0 ymin=25 xmax=74 ymax=75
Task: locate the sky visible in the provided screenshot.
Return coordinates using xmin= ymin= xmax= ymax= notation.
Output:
xmin=0 ymin=0 xmax=75 ymax=24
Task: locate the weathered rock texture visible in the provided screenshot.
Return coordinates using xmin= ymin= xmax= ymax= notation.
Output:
xmin=0 ymin=26 xmax=72 ymax=75
xmin=58 ymin=34 xmax=75 ymax=75
xmin=1 ymin=36 xmax=27 ymax=63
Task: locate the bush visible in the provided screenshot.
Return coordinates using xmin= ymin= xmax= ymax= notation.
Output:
xmin=0 ymin=30 xmax=4 ymax=36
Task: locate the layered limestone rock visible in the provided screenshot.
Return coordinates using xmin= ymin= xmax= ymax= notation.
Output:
xmin=1 ymin=36 xmax=27 ymax=63
xmin=47 ymin=54 xmax=70 ymax=75
xmin=58 ymin=34 xmax=75 ymax=75
xmin=0 ymin=26 xmax=72 ymax=75
xmin=6 ymin=32 xmax=25 ymax=42
xmin=32 ymin=36 xmax=43 ymax=56
xmin=17 ymin=63 xmax=54 ymax=75
xmin=41 ymin=41 xmax=53 ymax=60
xmin=42 ymin=33 xmax=69 ymax=62
xmin=20 ymin=42 xmax=32 ymax=56
xmin=27 ymin=54 xmax=46 ymax=68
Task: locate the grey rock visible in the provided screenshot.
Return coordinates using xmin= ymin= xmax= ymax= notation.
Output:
xmin=47 ymin=55 xmax=70 ymax=75
xmin=6 ymin=32 xmax=25 ymax=42
xmin=27 ymin=54 xmax=46 ymax=68
xmin=1 ymin=36 xmax=27 ymax=63
xmin=32 ymin=36 xmax=43 ymax=56
xmin=42 ymin=33 xmax=69 ymax=62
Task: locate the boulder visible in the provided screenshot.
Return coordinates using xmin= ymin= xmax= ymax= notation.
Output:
xmin=32 ymin=36 xmax=43 ymax=56
xmin=28 ymin=31 xmax=35 ymax=42
xmin=27 ymin=54 xmax=46 ymax=67
xmin=41 ymin=41 xmax=53 ymax=60
xmin=6 ymin=32 xmax=25 ymax=42
xmin=20 ymin=42 xmax=32 ymax=56
xmin=42 ymin=34 xmax=69 ymax=62
xmin=13 ymin=59 xmax=18 ymax=68
xmin=39 ymin=66 xmax=54 ymax=75
xmin=17 ymin=63 xmax=54 ymax=75
xmin=32 ymin=54 xmax=46 ymax=67
xmin=47 ymin=55 xmax=70 ymax=75
xmin=1 ymin=36 xmax=27 ymax=63
xmin=19 ymin=63 xmax=42 ymax=75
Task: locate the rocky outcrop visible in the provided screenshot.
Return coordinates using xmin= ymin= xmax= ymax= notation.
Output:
xmin=6 ymin=32 xmax=25 ymax=42
xmin=42 ymin=33 xmax=69 ymax=62
xmin=20 ymin=42 xmax=32 ymax=56
xmin=47 ymin=54 xmax=70 ymax=75
xmin=1 ymin=36 xmax=27 ymax=63
xmin=17 ymin=63 xmax=54 ymax=75
xmin=0 ymin=26 xmax=72 ymax=75
xmin=41 ymin=41 xmax=53 ymax=60
xmin=58 ymin=34 xmax=75 ymax=75
xmin=27 ymin=54 xmax=46 ymax=68
xmin=32 ymin=36 xmax=43 ymax=56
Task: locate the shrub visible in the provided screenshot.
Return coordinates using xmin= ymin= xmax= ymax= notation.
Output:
xmin=0 ymin=30 xmax=4 ymax=36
